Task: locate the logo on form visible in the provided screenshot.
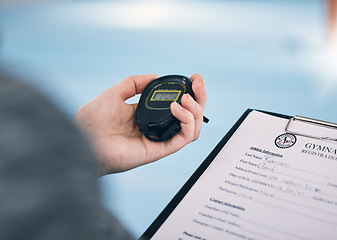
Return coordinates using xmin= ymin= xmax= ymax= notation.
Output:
xmin=275 ymin=133 xmax=297 ymax=149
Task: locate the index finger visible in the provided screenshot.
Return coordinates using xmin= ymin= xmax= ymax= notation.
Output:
xmin=113 ymin=74 xmax=158 ymax=101
xmin=190 ymin=73 xmax=207 ymax=110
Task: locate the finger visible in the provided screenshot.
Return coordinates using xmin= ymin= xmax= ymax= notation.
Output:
xmin=190 ymin=73 xmax=207 ymax=110
xmin=113 ymin=74 xmax=158 ymax=101
xmin=170 ymin=101 xmax=195 ymax=143
xmin=181 ymin=94 xmax=203 ymax=140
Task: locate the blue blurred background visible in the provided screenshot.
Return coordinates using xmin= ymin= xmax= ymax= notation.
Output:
xmin=1 ymin=0 xmax=337 ymax=237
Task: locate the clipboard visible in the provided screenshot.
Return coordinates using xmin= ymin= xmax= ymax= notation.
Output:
xmin=139 ymin=109 xmax=337 ymax=240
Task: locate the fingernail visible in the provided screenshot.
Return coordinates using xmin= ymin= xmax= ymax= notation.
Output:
xmin=186 ymin=94 xmax=195 ymax=103
xmin=171 ymin=101 xmax=181 ymax=109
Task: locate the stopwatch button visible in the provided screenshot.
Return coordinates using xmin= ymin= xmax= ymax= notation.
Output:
xmin=144 ymin=134 xmax=162 ymax=142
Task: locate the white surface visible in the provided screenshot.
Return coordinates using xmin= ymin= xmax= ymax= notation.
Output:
xmin=152 ymin=111 xmax=337 ymax=240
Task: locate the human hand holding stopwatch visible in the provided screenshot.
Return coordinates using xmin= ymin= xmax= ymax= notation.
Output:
xmin=74 ymin=73 xmax=207 ymax=175
xmin=136 ymin=75 xmax=209 ymax=142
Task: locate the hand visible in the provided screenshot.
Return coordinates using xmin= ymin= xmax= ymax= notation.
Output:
xmin=74 ymin=74 xmax=207 ymax=175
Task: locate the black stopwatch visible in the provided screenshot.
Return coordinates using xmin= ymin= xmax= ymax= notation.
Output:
xmin=136 ymin=75 xmax=208 ymax=142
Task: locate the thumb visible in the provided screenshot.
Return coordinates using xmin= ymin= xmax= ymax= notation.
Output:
xmin=112 ymin=74 xmax=158 ymax=101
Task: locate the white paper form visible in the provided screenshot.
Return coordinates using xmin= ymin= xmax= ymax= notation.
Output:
xmin=150 ymin=110 xmax=337 ymax=240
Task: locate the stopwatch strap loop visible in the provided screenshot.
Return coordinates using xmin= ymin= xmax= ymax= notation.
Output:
xmin=160 ymin=122 xmax=181 ymax=141
xmin=143 ymin=121 xmax=181 ymax=142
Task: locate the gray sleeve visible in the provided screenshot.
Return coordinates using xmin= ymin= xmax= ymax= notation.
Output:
xmin=0 ymin=71 xmax=135 ymax=240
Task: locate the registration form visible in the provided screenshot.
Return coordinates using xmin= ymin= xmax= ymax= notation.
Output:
xmin=142 ymin=110 xmax=337 ymax=240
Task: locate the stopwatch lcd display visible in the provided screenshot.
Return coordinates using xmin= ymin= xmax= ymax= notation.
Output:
xmin=151 ymin=90 xmax=181 ymax=101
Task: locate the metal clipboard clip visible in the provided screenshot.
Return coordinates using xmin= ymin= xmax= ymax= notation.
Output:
xmin=285 ymin=116 xmax=337 ymax=142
